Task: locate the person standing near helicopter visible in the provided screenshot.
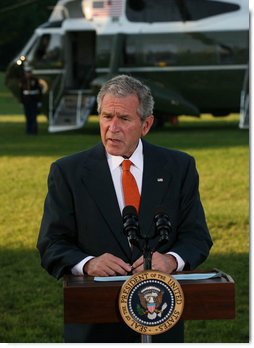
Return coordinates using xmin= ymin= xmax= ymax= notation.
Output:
xmin=19 ymin=65 xmax=42 ymax=135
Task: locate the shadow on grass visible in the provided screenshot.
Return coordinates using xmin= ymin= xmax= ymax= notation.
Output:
xmin=0 ymin=248 xmax=249 ymax=343
xmin=0 ymin=247 xmax=63 ymax=343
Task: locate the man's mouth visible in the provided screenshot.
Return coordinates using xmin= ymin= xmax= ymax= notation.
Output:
xmin=107 ymin=138 xmax=122 ymax=144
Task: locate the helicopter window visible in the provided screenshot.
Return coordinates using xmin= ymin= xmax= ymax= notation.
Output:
xmin=65 ymin=0 xmax=84 ymax=18
xmin=126 ymin=0 xmax=181 ymax=22
xmin=32 ymin=34 xmax=63 ymax=68
xmin=93 ymin=1 xmax=104 ymax=9
xmin=34 ymin=35 xmax=51 ymax=61
xmin=184 ymin=0 xmax=239 ymax=20
xmin=126 ymin=0 xmax=240 ymax=22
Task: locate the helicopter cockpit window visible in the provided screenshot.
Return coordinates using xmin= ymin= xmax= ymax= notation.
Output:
xmin=184 ymin=0 xmax=239 ymax=21
xmin=65 ymin=0 xmax=84 ymax=18
xmin=126 ymin=0 xmax=240 ymax=22
xmin=31 ymin=34 xmax=63 ymax=68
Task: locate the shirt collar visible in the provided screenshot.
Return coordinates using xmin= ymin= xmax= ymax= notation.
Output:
xmin=107 ymin=139 xmax=143 ymax=171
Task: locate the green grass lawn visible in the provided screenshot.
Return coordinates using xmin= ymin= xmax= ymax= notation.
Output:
xmin=0 ymin=72 xmax=249 ymax=342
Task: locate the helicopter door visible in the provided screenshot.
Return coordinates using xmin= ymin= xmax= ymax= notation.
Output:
xmin=65 ymin=30 xmax=96 ymax=89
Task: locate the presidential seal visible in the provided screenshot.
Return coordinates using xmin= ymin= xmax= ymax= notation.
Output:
xmin=119 ymin=270 xmax=184 ymax=335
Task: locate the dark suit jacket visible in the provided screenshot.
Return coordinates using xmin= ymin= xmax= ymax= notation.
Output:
xmin=37 ymin=140 xmax=212 ymax=279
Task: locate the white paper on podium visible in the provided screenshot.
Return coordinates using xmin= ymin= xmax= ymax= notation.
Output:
xmin=94 ymin=272 xmax=221 ymax=282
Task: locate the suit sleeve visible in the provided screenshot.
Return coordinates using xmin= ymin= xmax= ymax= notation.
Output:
xmin=37 ymin=163 xmax=87 ymax=279
xmin=170 ymin=156 xmax=213 ymax=270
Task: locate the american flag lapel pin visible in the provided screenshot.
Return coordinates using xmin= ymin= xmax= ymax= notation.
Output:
xmin=157 ymin=178 xmax=164 ymax=182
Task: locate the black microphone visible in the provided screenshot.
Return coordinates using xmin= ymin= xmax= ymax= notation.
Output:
xmin=153 ymin=209 xmax=172 ymax=251
xmin=122 ymin=205 xmax=141 ymax=249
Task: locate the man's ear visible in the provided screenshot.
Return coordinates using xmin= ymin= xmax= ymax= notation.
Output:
xmin=141 ymin=115 xmax=154 ymax=136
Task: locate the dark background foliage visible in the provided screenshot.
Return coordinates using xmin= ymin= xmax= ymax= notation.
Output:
xmin=0 ymin=0 xmax=57 ymax=70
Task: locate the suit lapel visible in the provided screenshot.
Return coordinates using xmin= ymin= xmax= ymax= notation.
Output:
xmin=80 ymin=143 xmax=132 ymax=260
xmin=138 ymin=141 xmax=173 ymax=249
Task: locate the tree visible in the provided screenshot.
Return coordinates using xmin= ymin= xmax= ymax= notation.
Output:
xmin=0 ymin=0 xmax=57 ymax=70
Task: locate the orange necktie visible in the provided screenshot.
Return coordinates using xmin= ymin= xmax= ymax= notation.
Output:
xmin=122 ymin=159 xmax=140 ymax=213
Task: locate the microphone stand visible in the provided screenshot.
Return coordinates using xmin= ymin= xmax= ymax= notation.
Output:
xmin=122 ymin=207 xmax=171 ymax=343
xmin=141 ymin=238 xmax=153 ymax=343
xmin=143 ymin=238 xmax=152 ymax=270
xmin=140 ymin=215 xmax=171 ymax=343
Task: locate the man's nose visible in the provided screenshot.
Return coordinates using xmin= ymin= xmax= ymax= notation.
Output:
xmin=109 ymin=118 xmax=120 ymax=132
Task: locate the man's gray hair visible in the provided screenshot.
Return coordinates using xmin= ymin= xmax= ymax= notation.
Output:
xmin=97 ymin=75 xmax=154 ymax=121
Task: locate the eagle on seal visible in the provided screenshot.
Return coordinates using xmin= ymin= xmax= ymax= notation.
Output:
xmin=138 ymin=286 xmax=165 ymax=319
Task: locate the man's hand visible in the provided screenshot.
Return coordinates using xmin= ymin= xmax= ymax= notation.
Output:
xmin=132 ymin=251 xmax=177 ymax=274
xmin=83 ymin=253 xmax=132 ymax=276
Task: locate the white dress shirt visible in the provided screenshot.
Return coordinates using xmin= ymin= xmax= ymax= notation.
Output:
xmin=71 ymin=140 xmax=184 ymax=275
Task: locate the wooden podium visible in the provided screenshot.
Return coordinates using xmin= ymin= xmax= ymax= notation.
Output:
xmin=63 ymin=269 xmax=235 ymax=324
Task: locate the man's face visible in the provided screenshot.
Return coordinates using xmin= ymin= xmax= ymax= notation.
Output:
xmin=99 ymin=94 xmax=154 ymax=157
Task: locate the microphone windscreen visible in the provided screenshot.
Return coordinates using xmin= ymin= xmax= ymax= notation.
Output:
xmin=123 ymin=205 xmax=137 ymax=217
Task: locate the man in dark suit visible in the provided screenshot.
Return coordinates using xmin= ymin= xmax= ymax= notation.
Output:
xmin=19 ymin=65 xmax=42 ymax=135
xmin=37 ymin=75 xmax=213 ymax=343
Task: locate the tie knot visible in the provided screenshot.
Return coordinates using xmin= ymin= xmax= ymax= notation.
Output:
xmin=122 ymin=159 xmax=132 ymax=171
